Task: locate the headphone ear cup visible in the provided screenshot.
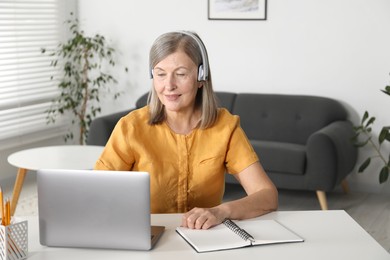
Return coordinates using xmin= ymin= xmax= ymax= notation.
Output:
xmin=198 ymin=65 xmax=204 ymax=81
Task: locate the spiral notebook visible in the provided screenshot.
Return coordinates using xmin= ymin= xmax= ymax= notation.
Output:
xmin=176 ymin=218 xmax=304 ymax=253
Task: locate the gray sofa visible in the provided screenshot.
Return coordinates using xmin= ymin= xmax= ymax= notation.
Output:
xmin=88 ymin=92 xmax=358 ymax=210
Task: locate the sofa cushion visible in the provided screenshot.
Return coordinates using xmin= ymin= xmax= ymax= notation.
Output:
xmin=250 ymin=140 xmax=306 ymax=175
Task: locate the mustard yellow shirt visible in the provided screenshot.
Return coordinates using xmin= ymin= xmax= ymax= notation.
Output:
xmin=94 ymin=106 xmax=259 ymax=213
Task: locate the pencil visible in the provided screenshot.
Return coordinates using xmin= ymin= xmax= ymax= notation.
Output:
xmin=5 ymin=198 xmax=10 ymax=226
xmin=0 ymin=186 xmax=3 ymax=226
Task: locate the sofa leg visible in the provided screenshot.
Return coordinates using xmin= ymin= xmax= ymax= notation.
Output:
xmin=341 ymin=179 xmax=349 ymax=194
xmin=316 ymin=190 xmax=328 ymax=210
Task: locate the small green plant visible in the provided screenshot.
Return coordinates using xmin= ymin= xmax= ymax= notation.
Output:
xmin=353 ymin=86 xmax=390 ymax=184
xmin=42 ymin=13 xmax=127 ymax=144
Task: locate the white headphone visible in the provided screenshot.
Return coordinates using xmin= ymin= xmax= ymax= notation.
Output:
xmin=150 ymin=31 xmax=209 ymax=82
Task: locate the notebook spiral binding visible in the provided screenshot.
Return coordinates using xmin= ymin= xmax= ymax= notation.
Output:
xmin=222 ymin=219 xmax=252 ymax=241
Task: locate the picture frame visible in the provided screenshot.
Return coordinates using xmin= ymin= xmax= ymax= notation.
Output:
xmin=208 ymin=0 xmax=267 ymax=20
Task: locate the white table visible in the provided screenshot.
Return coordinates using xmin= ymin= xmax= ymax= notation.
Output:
xmin=23 ymin=210 xmax=389 ymax=260
xmin=7 ymin=145 xmax=104 ymax=215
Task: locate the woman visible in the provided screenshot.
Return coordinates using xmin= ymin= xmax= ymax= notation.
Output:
xmin=94 ymin=31 xmax=278 ymax=230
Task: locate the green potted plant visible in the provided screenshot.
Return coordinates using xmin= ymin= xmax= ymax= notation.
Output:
xmin=42 ymin=13 xmax=127 ymax=145
xmin=353 ymin=86 xmax=390 ymax=184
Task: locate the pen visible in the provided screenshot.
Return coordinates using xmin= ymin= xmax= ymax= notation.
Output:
xmin=242 ymin=228 xmax=255 ymax=243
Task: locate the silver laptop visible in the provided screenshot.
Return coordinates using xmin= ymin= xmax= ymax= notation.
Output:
xmin=37 ymin=169 xmax=164 ymax=250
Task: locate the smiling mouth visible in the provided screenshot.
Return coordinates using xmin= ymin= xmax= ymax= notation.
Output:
xmin=165 ymin=94 xmax=181 ymax=101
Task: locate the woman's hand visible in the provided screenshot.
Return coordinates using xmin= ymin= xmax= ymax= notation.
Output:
xmin=181 ymin=206 xmax=228 ymax=230
xmin=181 ymin=162 xmax=278 ymax=230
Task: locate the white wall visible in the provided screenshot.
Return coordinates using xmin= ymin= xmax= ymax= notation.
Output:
xmin=78 ymin=0 xmax=390 ymax=193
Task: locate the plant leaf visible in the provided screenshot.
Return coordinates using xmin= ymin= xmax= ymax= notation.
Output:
xmin=361 ymin=111 xmax=369 ymax=125
xmin=378 ymin=128 xmax=389 ymax=144
xmin=365 ymin=116 xmax=375 ymax=128
xmin=379 ymin=166 xmax=389 ymax=183
xmin=380 ymin=86 xmax=390 ymax=96
xmin=358 ymin=158 xmax=371 ymax=172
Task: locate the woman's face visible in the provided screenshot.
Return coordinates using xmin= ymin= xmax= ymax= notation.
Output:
xmin=153 ymin=51 xmax=202 ymax=114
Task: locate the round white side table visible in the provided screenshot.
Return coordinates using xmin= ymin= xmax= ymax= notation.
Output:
xmin=7 ymin=145 xmax=104 ymax=215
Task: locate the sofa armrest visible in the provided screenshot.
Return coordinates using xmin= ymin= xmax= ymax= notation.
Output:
xmin=306 ymin=121 xmax=358 ymax=191
xmin=86 ymin=109 xmax=134 ymax=146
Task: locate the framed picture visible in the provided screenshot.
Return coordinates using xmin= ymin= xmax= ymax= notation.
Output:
xmin=208 ymin=0 xmax=267 ymax=20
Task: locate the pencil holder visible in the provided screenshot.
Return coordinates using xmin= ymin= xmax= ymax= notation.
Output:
xmin=0 ymin=220 xmax=28 ymax=260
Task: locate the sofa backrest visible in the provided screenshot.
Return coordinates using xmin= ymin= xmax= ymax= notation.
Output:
xmin=215 ymin=92 xmax=237 ymax=111
xmin=232 ymin=93 xmax=348 ymax=145
xmin=136 ymin=93 xmax=149 ymax=108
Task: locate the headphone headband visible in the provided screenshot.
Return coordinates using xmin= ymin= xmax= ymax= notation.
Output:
xmin=177 ymin=31 xmax=209 ymax=81
xmin=150 ymin=31 xmax=209 ymax=81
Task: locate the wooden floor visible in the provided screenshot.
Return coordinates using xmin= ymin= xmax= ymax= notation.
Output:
xmin=224 ymin=183 xmax=390 ymax=252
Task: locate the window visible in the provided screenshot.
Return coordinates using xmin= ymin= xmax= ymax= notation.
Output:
xmin=0 ymin=0 xmax=73 ymax=149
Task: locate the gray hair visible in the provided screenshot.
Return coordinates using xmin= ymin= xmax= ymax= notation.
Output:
xmin=147 ymin=31 xmax=218 ymax=128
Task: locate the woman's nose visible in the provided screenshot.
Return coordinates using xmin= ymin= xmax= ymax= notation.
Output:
xmin=166 ymin=75 xmax=177 ymax=90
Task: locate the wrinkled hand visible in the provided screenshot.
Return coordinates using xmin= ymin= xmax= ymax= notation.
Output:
xmin=181 ymin=207 xmax=226 ymax=230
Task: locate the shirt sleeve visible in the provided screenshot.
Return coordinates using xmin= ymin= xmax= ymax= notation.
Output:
xmin=94 ymin=115 xmax=135 ymax=171
xmin=224 ymin=116 xmax=259 ymax=174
